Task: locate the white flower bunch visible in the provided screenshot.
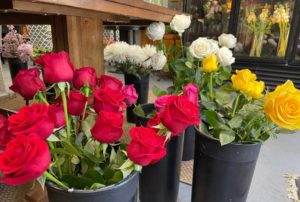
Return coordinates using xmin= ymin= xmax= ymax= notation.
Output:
xmin=104 ymin=41 xmax=129 ymax=63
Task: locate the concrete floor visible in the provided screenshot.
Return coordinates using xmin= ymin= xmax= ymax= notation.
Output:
xmin=1 ymin=63 xmax=300 ymax=202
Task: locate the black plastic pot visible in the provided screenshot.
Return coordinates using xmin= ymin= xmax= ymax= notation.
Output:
xmin=182 ymin=126 xmax=196 ymax=161
xmin=46 ymin=172 xmax=139 ymax=202
xmin=192 ymin=128 xmax=261 ymax=202
xmin=134 ymin=104 xmax=184 ymax=202
xmin=124 ymin=73 xmax=150 ymax=123
xmin=7 ymin=58 xmax=28 ymax=80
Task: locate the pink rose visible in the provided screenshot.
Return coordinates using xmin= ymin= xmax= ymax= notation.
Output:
xmin=35 ymin=51 xmax=74 ymax=84
xmin=9 ymin=68 xmax=46 ymax=100
xmin=73 ymin=67 xmax=97 ymax=89
xmin=183 ymin=83 xmax=199 ymax=106
xmin=97 ymin=75 xmax=123 ymax=90
xmin=122 ymin=85 xmax=138 ymax=106
xmin=154 ymin=95 xmax=172 ymax=111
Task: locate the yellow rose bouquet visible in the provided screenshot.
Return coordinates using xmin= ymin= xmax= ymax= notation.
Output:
xmin=199 ymin=61 xmax=300 ymax=145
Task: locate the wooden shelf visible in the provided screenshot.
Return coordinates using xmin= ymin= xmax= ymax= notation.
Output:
xmin=2 ymin=0 xmax=182 ymax=23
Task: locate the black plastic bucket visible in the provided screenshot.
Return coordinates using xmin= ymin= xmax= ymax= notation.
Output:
xmin=46 ymin=172 xmax=139 ymax=202
xmin=134 ymin=104 xmax=184 ymax=202
xmin=182 ymin=125 xmax=196 ymax=161
xmin=124 ymin=73 xmax=150 ymax=123
xmin=7 ymin=58 xmax=28 ymax=80
xmin=192 ymin=128 xmax=261 ymax=202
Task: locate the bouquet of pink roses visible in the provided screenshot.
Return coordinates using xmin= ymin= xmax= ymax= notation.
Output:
xmin=0 ymin=51 xmax=200 ymax=191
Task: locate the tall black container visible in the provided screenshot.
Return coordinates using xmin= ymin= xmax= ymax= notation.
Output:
xmin=47 ymin=172 xmax=139 ymax=202
xmin=134 ymin=104 xmax=184 ymax=202
xmin=192 ymin=128 xmax=261 ymax=202
xmin=124 ymin=73 xmax=150 ymax=123
xmin=7 ymin=58 xmax=28 ymax=80
xmin=182 ymin=126 xmax=196 ymax=161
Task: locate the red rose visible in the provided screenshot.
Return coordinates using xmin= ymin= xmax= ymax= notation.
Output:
xmin=66 ymin=91 xmax=88 ymax=116
xmin=8 ymin=104 xmax=54 ymax=139
xmin=35 ymin=51 xmax=74 ymax=84
xmin=0 ymin=134 xmax=51 ymax=185
xmin=97 ymin=75 xmax=123 ymax=90
xmin=93 ymin=87 xmax=126 ymax=113
xmin=91 ymin=111 xmax=124 ymax=144
xmin=0 ymin=115 xmax=13 ymax=150
xmin=147 ymin=113 xmax=161 ymax=132
xmin=73 ymin=67 xmax=96 ymax=89
xmin=159 ymin=95 xmax=200 ymax=136
xmin=49 ymin=104 xmax=66 ymax=128
xmin=127 ymin=127 xmax=166 ymax=166
xmin=154 ymin=95 xmax=172 ymax=111
xmin=122 ymin=85 xmax=138 ymax=106
xmin=183 ymin=83 xmax=199 ymax=106
xmin=9 ymin=67 xmax=46 ymax=100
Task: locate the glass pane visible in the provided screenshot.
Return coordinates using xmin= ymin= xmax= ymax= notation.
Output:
xmin=185 ymin=0 xmax=232 ymax=42
xmin=143 ymin=0 xmax=183 ymax=10
xmin=235 ymin=0 xmax=295 ymax=58
xmin=296 ymin=31 xmax=300 ymax=60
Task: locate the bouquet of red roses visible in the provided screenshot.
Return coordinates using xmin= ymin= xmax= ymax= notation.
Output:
xmin=0 ymin=51 xmax=200 ymax=190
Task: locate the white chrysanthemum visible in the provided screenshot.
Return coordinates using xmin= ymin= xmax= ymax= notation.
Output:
xmin=150 ymin=51 xmax=167 ymax=70
xmin=142 ymin=44 xmax=157 ymax=59
xmin=127 ymin=45 xmax=147 ymax=66
xmin=104 ymin=41 xmax=129 ymax=63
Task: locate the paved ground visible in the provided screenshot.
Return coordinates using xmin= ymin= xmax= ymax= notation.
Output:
xmin=1 ymin=63 xmax=300 ymax=202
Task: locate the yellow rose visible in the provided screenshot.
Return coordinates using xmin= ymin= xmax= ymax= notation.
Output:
xmin=264 ymin=80 xmax=300 ymax=130
xmin=202 ymin=54 xmax=219 ymax=72
xmin=231 ymin=69 xmax=257 ymax=92
xmin=244 ymin=81 xmax=265 ymax=99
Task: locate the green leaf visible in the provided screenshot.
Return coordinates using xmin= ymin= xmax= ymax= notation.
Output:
xmin=204 ymin=110 xmax=225 ymax=129
xmin=133 ymin=105 xmax=145 ymax=118
xmin=103 ymin=168 xmax=123 ymax=185
xmin=51 ymin=148 xmax=73 ymax=156
xmin=219 ymin=130 xmax=235 ymax=146
xmin=82 ymin=115 xmax=96 ymax=138
xmin=152 ymin=85 xmax=167 ymax=96
xmin=62 ymin=141 xmax=82 ymax=157
xmin=185 ymin=61 xmax=193 ymax=69
xmin=47 ymin=134 xmax=60 ymax=142
xmin=215 ymin=89 xmax=232 ymax=105
xmin=61 ymin=175 xmax=94 ymax=189
xmin=119 ymin=159 xmax=134 ymax=170
xmin=110 ymin=147 xmax=117 ymax=163
xmin=90 ymin=183 xmax=106 ymax=190
xmin=82 ymin=150 xmax=103 ymax=163
xmin=84 ymin=170 xmax=105 ymax=184
xmin=228 ymin=116 xmax=243 ymax=128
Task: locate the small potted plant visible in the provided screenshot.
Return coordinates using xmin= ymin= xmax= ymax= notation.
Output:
xmin=1 ymin=25 xmax=33 ymax=79
xmin=104 ymin=41 xmax=167 ymax=123
xmin=0 ymin=51 xmax=200 ymax=202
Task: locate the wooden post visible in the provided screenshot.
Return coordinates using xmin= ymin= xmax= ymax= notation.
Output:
xmin=66 ymin=16 xmax=104 ymax=75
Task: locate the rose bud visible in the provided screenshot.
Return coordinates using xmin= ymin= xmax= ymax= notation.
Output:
xmin=35 ymin=51 xmax=74 ymax=84
xmin=122 ymin=85 xmax=138 ymax=106
xmin=97 ymin=75 xmax=123 ymax=90
xmin=183 ymin=83 xmax=199 ymax=106
xmin=159 ymin=95 xmax=200 ymax=136
xmin=154 ymin=95 xmax=172 ymax=111
xmin=93 ymin=87 xmax=126 ymax=113
xmin=127 ymin=127 xmax=166 ymax=166
xmin=0 ymin=115 xmax=13 ymax=150
xmin=73 ymin=67 xmax=97 ymax=89
xmin=49 ymin=104 xmax=66 ymax=128
xmin=8 ymin=104 xmax=55 ymax=139
xmin=91 ymin=111 xmax=124 ymax=144
xmin=66 ymin=91 xmax=88 ymax=116
xmin=9 ymin=68 xmax=46 ymax=100
xmin=0 ymin=134 xmax=51 ymax=185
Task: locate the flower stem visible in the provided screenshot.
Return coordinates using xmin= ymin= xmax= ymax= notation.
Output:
xmin=232 ymin=93 xmax=241 ymax=117
xmin=180 ymin=36 xmax=184 ymax=57
xmin=45 ymin=171 xmax=69 ymax=189
xmin=209 ymin=72 xmax=214 ymax=100
xmin=81 ymin=86 xmax=90 ymax=123
xmin=38 ymin=92 xmax=49 ymax=106
xmin=61 ymin=91 xmax=71 ymax=141
xmin=48 ymin=142 xmax=62 ymax=179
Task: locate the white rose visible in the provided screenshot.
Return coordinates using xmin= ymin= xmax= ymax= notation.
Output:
xmin=170 ymin=14 xmax=191 ymax=36
xmin=150 ymin=51 xmax=167 ymax=70
xmin=217 ymin=47 xmax=235 ymax=66
xmin=218 ymin=33 xmax=237 ymax=49
xmin=146 ymin=22 xmax=165 ymax=41
xmin=189 ymin=37 xmax=219 ymax=59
